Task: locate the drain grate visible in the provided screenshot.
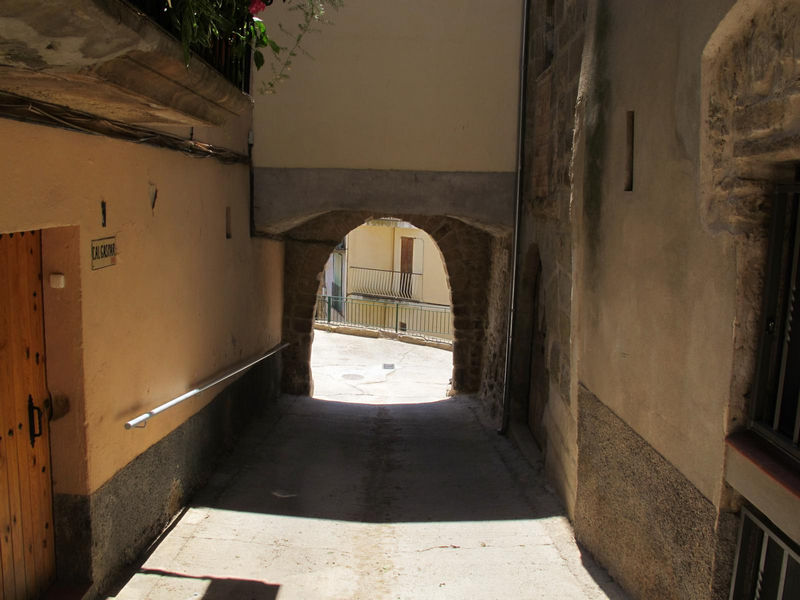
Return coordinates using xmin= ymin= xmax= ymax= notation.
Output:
xmin=383 ymin=363 xmax=395 ymax=370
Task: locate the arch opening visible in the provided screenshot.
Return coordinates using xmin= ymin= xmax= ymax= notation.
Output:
xmin=310 ymin=217 xmax=454 ymax=404
xmin=280 ymin=210 xmax=511 ymax=416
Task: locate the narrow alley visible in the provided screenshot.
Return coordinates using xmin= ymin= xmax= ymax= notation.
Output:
xmin=109 ymin=332 xmax=625 ymax=599
xmin=3 ymin=2 xmax=798 ymax=598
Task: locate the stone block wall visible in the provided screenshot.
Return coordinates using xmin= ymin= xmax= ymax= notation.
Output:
xmin=55 ymin=357 xmax=282 ymax=598
xmin=478 ymin=233 xmax=512 ymax=421
xmin=698 ymin=2 xmax=800 ymax=592
xmin=702 ymin=0 xmax=800 ymax=435
xmin=512 ymin=0 xmax=587 ymax=515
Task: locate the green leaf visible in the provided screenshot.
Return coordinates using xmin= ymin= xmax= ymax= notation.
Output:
xmin=253 ymin=49 xmax=265 ymax=69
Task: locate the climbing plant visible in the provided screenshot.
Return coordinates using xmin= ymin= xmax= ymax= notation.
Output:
xmin=165 ymin=0 xmax=341 ymax=92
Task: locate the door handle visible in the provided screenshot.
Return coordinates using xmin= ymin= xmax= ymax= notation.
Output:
xmin=28 ymin=395 xmax=43 ymax=448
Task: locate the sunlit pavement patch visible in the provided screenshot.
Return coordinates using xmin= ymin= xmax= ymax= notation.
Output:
xmin=310 ymin=331 xmax=453 ymax=405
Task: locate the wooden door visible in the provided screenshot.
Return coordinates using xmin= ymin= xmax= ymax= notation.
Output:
xmin=0 ymin=230 xmax=56 ymax=599
xmin=400 ymin=237 xmax=414 ymax=273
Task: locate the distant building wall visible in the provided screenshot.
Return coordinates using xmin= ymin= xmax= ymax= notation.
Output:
xmin=391 ymin=226 xmax=451 ymax=306
xmin=347 ymin=223 xmax=394 ymax=272
xmin=317 ymin=221 xmax=454 ymax=341
xmin=341 ymin=221 xmax=452 ymax=308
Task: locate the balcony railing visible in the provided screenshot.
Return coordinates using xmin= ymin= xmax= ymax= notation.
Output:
xmin=315 ymin=295 xmax=452 ymax=341
xmin=348 ymin=267 xmax=422 ymax=301
xmin=127 ymin=0 xmax=251 ymax=92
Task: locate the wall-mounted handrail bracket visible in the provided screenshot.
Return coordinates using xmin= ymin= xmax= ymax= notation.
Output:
xmin=124 ymin=341 xmax=289 ymax=430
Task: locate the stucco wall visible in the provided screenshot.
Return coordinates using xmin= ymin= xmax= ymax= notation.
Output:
xmin=0 ymin=117 xmax=284 ymax=497
xmin=252 ymin=0 xmax=522 ymax=172
xmin=567 ymin=1 xmax=750 ymax=597
xmin=577 ymin=0 xmax=737 ymax=507
xmin=516 ymin=0 xmax=776 ymax=596
xmin=347 ymin=223 xmax=394 ymax=271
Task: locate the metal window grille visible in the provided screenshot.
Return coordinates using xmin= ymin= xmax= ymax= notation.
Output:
xmin=752 ymin=183 xmax=800 ymax=460
xmin=730 ymin=507 xmax=800 ymax=600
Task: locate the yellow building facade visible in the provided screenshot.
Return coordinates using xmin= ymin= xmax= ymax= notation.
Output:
xmin=319 ymin=220 xmax=452 ymax=340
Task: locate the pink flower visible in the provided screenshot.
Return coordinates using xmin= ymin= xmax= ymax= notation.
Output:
xmin=249 ymin=0 xmax=267 ymax=15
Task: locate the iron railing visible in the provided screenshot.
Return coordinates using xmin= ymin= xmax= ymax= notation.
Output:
xmin=315 ymin=295 xmax=451 ymax=340
xmin=126 ymin=0 xmax=251 ymax=92
xmin=347 ymin=266 xmax=423 ymax=301
xmin=729 ymin=507 xmax=800 ymax=600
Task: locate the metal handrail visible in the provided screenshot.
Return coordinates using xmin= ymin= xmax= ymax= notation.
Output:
xmin=124 ymin=341 xmax=288 ymax=429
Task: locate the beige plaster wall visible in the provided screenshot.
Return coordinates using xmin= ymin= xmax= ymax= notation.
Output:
xmin=346 ymin=223 xmax=394 ymax=271
xmin=251 ymin=0 xmax=522 ymax=172
xmin=41 ymin=227 xmax=90 ymax=495
xmin=0 ymin=118 xmax=283 ymax=495
xmin=577 ymin=0 xmax=738 ymax=505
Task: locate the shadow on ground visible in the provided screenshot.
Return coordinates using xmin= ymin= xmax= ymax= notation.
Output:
xmin=137 ymin=569 xmax=280 ymax=599
xmin=192 ymin=394 xmax=562 ymax=524
xmin=108 ymin=392 xmax=627 ymax=599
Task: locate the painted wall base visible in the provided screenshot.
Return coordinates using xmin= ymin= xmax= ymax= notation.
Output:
xmin=575 ymin=387 xmax=737 ymax=600
xmin=52 ymin=356 xmax=281 ymax=598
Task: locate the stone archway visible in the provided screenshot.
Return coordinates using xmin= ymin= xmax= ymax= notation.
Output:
xmin=701 ymin=0 xmax=800 ymax=434
xmin=280 ymin=211 xmax=504 ymax=400
xmin=698 ymin=2 xmax=800 ymax=594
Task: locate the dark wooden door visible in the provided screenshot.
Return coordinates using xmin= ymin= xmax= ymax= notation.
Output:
xmin=400 ymin=237 xmax=414 ymax=273
xmin=0 ymin=230 xmax=56 ymax=599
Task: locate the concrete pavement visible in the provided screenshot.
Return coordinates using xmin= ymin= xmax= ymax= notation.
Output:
xmin=110 ymin=331 xmax=626 ymax=599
